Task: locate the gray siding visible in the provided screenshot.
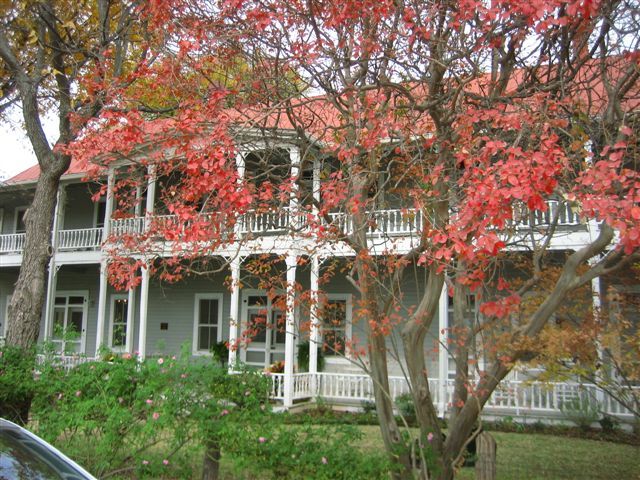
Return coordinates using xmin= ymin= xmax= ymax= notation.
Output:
xmin=61 ymin=183 xmax=99 ymax=230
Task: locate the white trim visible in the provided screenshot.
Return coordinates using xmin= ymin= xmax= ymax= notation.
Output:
xmin=93 ymin=197 xmax=107 ymax=229
xmin=1 ymin=294 xmax=11 ymax=339
xmin=240 ymin=289 xmax=287 ymax=368
xmin=108 ymin=294 xmax=130 ymax=352
xmin=13 ymin=206 xmax=27 ymax=233
xmin=321 ymin=293 xmax=353 ymax=361
xmin=50 ymin=290 xmax=89 ymax=354
xmin=192 ymin=293 xmax=223 ymax=355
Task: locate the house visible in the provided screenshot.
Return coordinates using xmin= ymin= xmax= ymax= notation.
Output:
xmin=0 ymin=116 xmax=637 ymax=426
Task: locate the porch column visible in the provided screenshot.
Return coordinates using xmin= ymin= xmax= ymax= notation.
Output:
xmin=43 ymin=263 xmax=59 ymax=340
xmin=126 ymin=284 xmax=137 ymax=354
xmin=138 ymin=165 xmax=157 ymax=359
xmin=283 ymin=253 xmax=298 ymax=408
xmin=138 ymin=264 xmax=151 ymax=359
xmin=227 ymin=257 xmax=241 ymax=369
xmin=288 ymin=146 xmax=300 ymax=229
xmin=95 ymin=168 xmax=116 ymax=353
xmin=95 ymin=261 xmax=109 ymax=353
xmin=309 ymin=255 xmax=320 ymax=373
xmin=44 ymin=185 xmax=65 ymax=340
xmin=438 ymin=284 xmax=449 ymax=417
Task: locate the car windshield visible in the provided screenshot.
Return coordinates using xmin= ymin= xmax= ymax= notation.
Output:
xmin=0 ymin=426 xmax=88 ymax=480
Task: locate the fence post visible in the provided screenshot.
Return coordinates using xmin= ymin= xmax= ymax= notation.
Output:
xmin=475 ymin=432 xmax=497 ymax=480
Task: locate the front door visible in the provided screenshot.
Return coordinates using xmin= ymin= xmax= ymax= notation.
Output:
xmin=51 ymin=292 xmax=88 ymax=354
xmin=241 ymin=292 xmax=286 ymax=368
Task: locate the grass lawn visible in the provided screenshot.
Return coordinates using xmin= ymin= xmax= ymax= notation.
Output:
xmin=356 ymin=426 xmax=640 ymax=480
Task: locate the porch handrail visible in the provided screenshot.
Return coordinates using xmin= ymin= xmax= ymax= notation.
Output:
xmin=57 ymin=227 xmax=103 ymax=250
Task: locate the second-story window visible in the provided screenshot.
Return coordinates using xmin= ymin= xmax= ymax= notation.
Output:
xmin=14 ymin=207 xmax=27 ymax=234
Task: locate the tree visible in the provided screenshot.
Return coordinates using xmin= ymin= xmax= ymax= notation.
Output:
xmin=65 ymin=0 xmax=640 ymax=479
xmin=0 ymin=0 xmax=165 ymax=348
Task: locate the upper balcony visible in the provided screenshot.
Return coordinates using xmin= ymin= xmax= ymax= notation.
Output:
xmin=0 ymin=199 xmax=586 ymax=259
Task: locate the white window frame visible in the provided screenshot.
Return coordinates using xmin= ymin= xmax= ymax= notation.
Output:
xmin=108 ymin=294 xmax=130 ymax=352
xmin=93 ymin=197 xmax=107 ymax=229
xmin=50 ymin=290 xmax=89 ymax=354
xmin=14 ymin=206 xmax=28 ymax=233
xmin=192 ymin=293 xmax=223 ymax=355
xmin=1 ymin=294 xmax=11 ymax=340
xmin=322 ymin=293 xmax=353 ymax=363
xmin=240 ymin=289 xmax=288 ymax=368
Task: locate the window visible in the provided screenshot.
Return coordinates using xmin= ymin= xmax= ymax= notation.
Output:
xmin=51 ymin=292 xmax=87 ymax=354
xmin=321 ymin=294 xmax=352 ymax=357
xmin=109 ymin=295 xmax=130 ymax=351
xmin=193 ymin=294 xmax=223 ymax=354
xmin=94 ymin=199 xmax=107 ymax=229
xmin=14 ymin=207 xmax=27 ymax=234
xmin=0 ymin=295 xmax=11 ymax=340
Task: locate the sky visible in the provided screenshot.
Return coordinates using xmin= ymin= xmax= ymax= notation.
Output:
xmin=0 ymin=117 xmax=46 ymax=181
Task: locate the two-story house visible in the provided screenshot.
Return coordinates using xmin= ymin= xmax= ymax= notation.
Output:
xmin=0 ymin=128 xmax=636 ymax=425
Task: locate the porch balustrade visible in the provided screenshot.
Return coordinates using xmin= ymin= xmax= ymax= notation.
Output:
xmin=269 ymin=372 xmax=636 ymax=420
xmin=0 ymin=200 xmax=582 ymax=255
xmin=57 ymin=228 xmax=103 ymax=251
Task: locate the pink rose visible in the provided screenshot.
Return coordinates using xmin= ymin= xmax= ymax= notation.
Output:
xmin=163 ymin=459 xmax=169 ymax=466
xmin=157 ymin=358 xmax=164 ymax=365
xmin=146 ymin=399 xmax=153 ymax=405
xmin=142 ymin=460 xmax=149 ymax=465
xmin=322 ymin=456 xmax=328 ymax=465
xmin=427 ymin=432 xmax=434 ymax=442
xmin=258 ymin=437 xmax=266 ymax=443
xmin=152 ymin=412 xmax=160 ymax=421
xmin=75 ymin=390 xmax=82 ymax=397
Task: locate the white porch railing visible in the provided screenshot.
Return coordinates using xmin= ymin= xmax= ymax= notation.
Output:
xmin=57 ymin=228 xmax=103 ymax=250
xmin=35 ymin=354 xmax=96 ymax=371
xmin=270 ymin=372 xmax=636 ymax=420
xmin=0 ymin=233 xmax=26 ymax=253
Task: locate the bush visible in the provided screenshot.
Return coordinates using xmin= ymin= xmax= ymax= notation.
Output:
xmin=31 ymin=352 xmax=272 ymax=478
xmin=395 ymin=393 xmax=415 ymax=422
xmin=560 ymin=396 xmax=600 ymax=431
xmin=0 ymin=346 xmax=37 ymax=424
xmin=297 ymin=341 xmax=324 ymax=372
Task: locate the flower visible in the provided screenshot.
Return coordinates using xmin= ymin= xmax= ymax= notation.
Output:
xmin=245 ymin=390 xmax=251 ymax=396
xmin=142 ymin=460 xmax=149 ymax=465
xmin=75 ymin=390 xmax=82 ymax=397
xmin=171 ymin=356 xmax=176 ymax=360
xmin=258 ymin=437 xmax=266 ymax=443
xmin=157 ymin=358 xmax=164 ymax=365
xmin=122 ymin=353 xmax=132 ymax=360
xmin=118 ymin=397 xmax=124 ymax=404
xmin=220 ymin=409 xmax=230 ymax=417
xmin=427 ymin=432 xmax=434 ymax=442
xmin=322 ymin=456 xmax=328 ymax=465
xmin=180 ymin=373 xmax=188 ymax=379
xmin=152 ymin=412 xmax=160 ymax=421
xmin=163 ymin=459 xmax=169 ymax=466
xmin=146 ymin=399 xmax=153 ymax=405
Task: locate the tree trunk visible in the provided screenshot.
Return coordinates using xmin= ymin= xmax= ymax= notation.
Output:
xmin=202 ymin=438 xmax=221 ymax=480
xmin=6 ymin=166 xmax=62 ymax=348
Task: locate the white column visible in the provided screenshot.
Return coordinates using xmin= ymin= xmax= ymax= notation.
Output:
xmin=438 ymin=284 xmax=449 ymax=417
xmin=102 ymin=167 xmax=115 ymax=239
xmin=126 ymin=285 xmax=136 ymax=354
xmin=283 ymin=253 xmax=298 ymax=408
xmin=138 ymin=265 xmax=150 ymax=359
xmin=95 ymin=261 xmax=109 ymax=353
xmin=137 ymin=166 xmax=157 ymax=359
xmin=289 ymin=146 xmax=300 ymax=229
xmin=95 ymin=169 xmax=116 ymax=354
xmin=309 ymin=255 xmax=320 ymax=374
xmin=234 ymin=151 xmax=246 ymax=237
xmin=228 ymin=257 xmax=241 ymax=369
xmin=44 ymin=185 xmax=65 ymax=340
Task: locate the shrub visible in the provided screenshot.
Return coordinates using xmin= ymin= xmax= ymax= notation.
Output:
xmin=296 ymin=341 xmax=324 ymax=372
xmin=361 ymin=400 xmax=377 ymax=414
xmin=395 ymin=393 xmax=415 ymax=422
xmin=560 ymin=396 xmax=600 ymax=431
xmin=0 ymin=346 xmax=36 ymax=424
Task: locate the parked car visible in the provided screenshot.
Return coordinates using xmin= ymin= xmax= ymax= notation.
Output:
xmin=0 ymin=418 xmax=96 ymax=479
